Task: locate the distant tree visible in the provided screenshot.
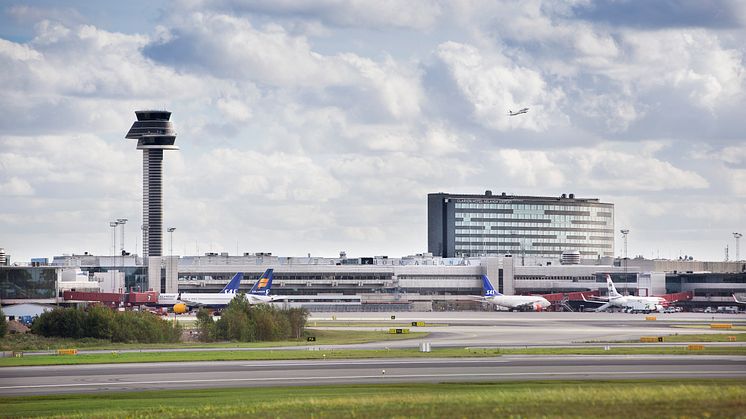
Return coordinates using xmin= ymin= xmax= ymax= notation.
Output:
xmin=196 ymin=308 xmax=216 ymax=342
xmin=0 ymin=307 xmax=7 ymax=338
xmin=286 ymin=308 xmax=309 ymax=339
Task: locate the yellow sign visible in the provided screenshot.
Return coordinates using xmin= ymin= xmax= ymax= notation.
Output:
xmin=687 ymin=344 xmax=705 ymax=350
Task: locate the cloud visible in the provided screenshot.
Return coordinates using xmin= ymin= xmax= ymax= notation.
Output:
xmin=431 ymin=41 xmax=566 ymax=132
xmin=177 ymin=0 xmax=443 ymax=30
xmin=572 ymin=0 xmax=745 ymax=29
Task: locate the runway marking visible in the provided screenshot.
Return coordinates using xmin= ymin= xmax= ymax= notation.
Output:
xmin=1 ymin=371 xmax=743 ymax=391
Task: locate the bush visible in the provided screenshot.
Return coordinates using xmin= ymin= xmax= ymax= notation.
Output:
xmin=208 ymin=294 xmax=308 ymax=342
xmin=0 ymin=307 xmax=7 ymax=338
xmin=31 ymin=306 xmax=181 ymax=343
xmin=196 ymin=308 xmax=217 ymax=342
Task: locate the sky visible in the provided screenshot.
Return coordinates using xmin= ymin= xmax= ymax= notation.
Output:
xmin=1 ymin=0 xmax=745 ymax=263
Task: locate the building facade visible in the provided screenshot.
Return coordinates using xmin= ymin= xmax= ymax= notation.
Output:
xmin=428 ymin=191 xmax=615 ymax=261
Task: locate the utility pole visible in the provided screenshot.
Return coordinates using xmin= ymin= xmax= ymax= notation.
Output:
xmin=117 ymin=218 xmax=128 ymax=255
xmin=620 ymin=229 xmax=630 ymax=296
xmin=734 ymin=233 xmax=743 ymax=261
xmin=109 ymin=221 xmax=118 ymax=256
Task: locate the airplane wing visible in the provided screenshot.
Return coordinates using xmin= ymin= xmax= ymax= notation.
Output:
xmin=593 ymin=302 xmax=612 ymax=312
xmin=580 ymin=293 xmax=607 ymax=303
xmin=734 ymin=294 xmax=746 ymax=304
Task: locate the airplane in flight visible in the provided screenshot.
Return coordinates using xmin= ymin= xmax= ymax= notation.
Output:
xmin=476 ymin=274 xmax=550 ymax=311
xmin=160 ymin=269 xmax=280 ymax=312
xmin=508 ymin=107 xmax=529 ymax=116
xmin=582 ymin=274 xmax=668 ymax=313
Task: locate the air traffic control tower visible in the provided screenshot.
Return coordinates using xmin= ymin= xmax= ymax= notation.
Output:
xmin=125 ymin=110 xmax=178 ymax=259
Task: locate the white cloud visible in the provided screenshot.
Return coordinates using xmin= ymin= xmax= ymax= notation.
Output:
xmin=1 ymin=2 xmax=744 ymax=262
xmin=179 ymin=0 xmax=444 ymax=30
xmin=434 ymin=41 xmax=566 ymax=132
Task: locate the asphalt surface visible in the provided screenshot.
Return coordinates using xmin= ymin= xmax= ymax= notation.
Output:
xmin=1 ymin=355 xmax=744 ymax=396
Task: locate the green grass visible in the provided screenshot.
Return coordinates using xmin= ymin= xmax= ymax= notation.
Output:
xmin=659 ymin=333 xmax=746 ymax=342
xmin=1 ymin=380 xmax=744 ymax=418
xmin=2 ymin=346 xmax=745 ymax=367
xmin=0 ymin=329 xmax=427 ymax=351
xmin=673 ymin=325 xmax=746 ymax=331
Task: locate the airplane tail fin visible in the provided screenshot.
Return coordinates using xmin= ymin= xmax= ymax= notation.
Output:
xmin=482 ymin=274 xmax=501 ymax=297
xmin=606 ymin=275 xmax=621 ymax=298
xmin=249 ymin=269 xmax=274 ymax=296
xmin=220 ymin=273 xmax=243 ymax=294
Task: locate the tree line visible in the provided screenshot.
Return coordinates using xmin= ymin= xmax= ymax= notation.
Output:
xmin=31 ymin=306 xmax=182 ymax=343
xmin=196 ymin=295 xmax=308 ymax=342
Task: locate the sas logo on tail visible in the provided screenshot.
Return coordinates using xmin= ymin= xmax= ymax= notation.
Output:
xmin=486 ymin=289 xmax=497 ymax=296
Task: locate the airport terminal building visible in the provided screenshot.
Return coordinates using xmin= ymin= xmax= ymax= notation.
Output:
xmin=428 ymin=192 xmax=615 ymax=262
xmin=3 ymin=252 xmax=744 ymax=312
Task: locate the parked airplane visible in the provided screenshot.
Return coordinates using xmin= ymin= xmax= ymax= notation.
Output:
xmin=508 ymin=107 xmax=529 ymax=116
xmin=477 ymin=274 xmax=550 ymax=311
xmin=733 ymin=294 xmax=746 ymax=304
xmin=582 ymin=275 xmax=667 ymax=313
xmin=160 ymin=269 xmax=279 ymax=311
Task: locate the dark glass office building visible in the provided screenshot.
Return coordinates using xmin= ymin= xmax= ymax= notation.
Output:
xmin=428 ymin=191 xmax=615 ymax=259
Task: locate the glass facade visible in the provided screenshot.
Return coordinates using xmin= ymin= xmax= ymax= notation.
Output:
xmin=79 ymin=266 xmax=148 ymax=291
xmin=451 ymin=198 xmax=614 ymax=259
xmin=0 ymin=267 xmax=57 ymax=299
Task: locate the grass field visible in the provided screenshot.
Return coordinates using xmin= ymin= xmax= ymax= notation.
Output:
xmin=1 ymin=380 xmax=744 ymax=418
xmin=659 ymin=333 xmax=746 ymax=342
xmin=0 ymin=329 xmax=427 ymax=351
xmin=2 ymin=345 xmax=745 ymax=367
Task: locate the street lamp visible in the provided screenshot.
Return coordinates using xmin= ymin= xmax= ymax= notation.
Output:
xmin=167 ymin=227 xmax=176 ymax=291
xmin=167 ymin=227 xmax=176 ymax=257
xmin=116 ymin=218 xmax=128 ymax=255
xmin=734 ymin=233 xmax=743 ymax=261
xmin=620 ymin=229 xmax=630 ymax=296
xmin=109 ymin=221 xmax=118 ymax=256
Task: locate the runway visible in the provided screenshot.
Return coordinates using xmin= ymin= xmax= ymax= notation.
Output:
xmin=1 ymin=355 xmax=744 ymax=396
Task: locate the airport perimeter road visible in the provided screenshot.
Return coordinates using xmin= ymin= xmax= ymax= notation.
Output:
xmin=1 ymin=356 xmax=744 ymax=396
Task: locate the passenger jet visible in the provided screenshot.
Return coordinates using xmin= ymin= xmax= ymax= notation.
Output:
xmin=160 ymin=269 xmax=280 ymax=310
xmin=582 ymin=275 xmax=667 ymax=313
xmin=476 ymin=274 xmax=550 ymax=311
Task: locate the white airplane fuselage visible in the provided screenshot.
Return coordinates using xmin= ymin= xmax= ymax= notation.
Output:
xmin=606 ymin=295 xmax=666 ymax=312
xmin=158 ymin=292 xmax=274 ymax=307
xmin=486 ymin=295 xmax=550 ymax=311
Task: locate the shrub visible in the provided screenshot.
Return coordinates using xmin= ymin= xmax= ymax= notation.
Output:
xmin=211 ymin=294 xmax=308 ymax=342
xmin=195 ymin=308 xmax=216 ymax=342
xmin=31 ymin=306 xmax=181 ymax=343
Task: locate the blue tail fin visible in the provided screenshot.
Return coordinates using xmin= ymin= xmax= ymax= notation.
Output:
xmin=220 ymin=273 xmax=243 ymax=294
xmin=249 ymin=269 xmax=274 ymax=296
xmin=482 ymin=274 xmax=501 ymax=297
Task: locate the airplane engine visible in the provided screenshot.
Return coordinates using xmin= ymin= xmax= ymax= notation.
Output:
xmin=533 ymin=303 xmax=543 ymax=312
xmin=173 ymin=303 xmax=188 ymax=314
